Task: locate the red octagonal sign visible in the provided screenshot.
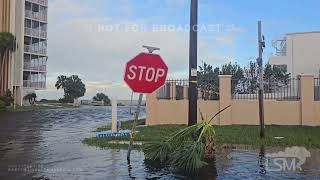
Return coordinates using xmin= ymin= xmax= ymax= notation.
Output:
xmin=124 ymin=53 xmax=168 ymax=94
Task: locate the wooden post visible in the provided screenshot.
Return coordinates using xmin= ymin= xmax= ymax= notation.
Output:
xmin=111 ymin=97 xmax=117 ymax=132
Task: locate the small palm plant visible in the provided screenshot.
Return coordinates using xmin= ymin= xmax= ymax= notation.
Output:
xmin=143 ymin=105 xmax=231 ymax=174
xmin=24 ymin=93 xmax=37 ymax=105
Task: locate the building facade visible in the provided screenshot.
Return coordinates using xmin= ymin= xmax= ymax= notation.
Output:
xmin=269 ymin=32 xmax=320 ymax=77
xmin=0 ymin=0 xmax=48 ymax=105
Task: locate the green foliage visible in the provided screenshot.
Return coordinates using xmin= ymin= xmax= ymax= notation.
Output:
xmin=198 ymin=61 xmax=291 ymax=95
xmin=264 ymin=64 xmax=291 ymax=93
xmin=197 ymin=62 xmax=220 ymax=100
xmin=221 ymin=62 xmax=244 ymax=79
xmin=143 ymin=106 xmax=230 ymax=174
xmin=24 ymin=93 xmax=37 ymax=105
xmin=55 ymin=75 xmax=86 ymax=103
xmin=0 ymin=32 xmax=16 ymax=56
xmin=93 ymin=93 xmax=111 ymax=106
xmin=0 ymin=33 xmax=16 ymax=95
xmin=171 ymin=142 xmax=207 ymax=173
xmin=0 ymin=99 xmax=6 ymax=112
xmin=0 ymin=89 xmax=14 ymax=106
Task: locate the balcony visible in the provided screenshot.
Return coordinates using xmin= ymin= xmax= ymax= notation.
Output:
xmin=24 ymin=27 xmax=47 ymax=39
xmin=24 ymin=63 xmax=46 ymax=72
xmin=23 ymin=80 xmax=46 ymax=89
xmin=272 ymin=39 xmax=287 ymax=56
xmin=26 ymin=0 xmax=48 ymax=7
xmin=24 ymin=45 xmax=47 ymax=55
xmin=25 ymin=10 xmax=48 ymax=22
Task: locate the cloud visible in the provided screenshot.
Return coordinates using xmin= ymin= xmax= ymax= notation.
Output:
xmin=40 ymin=0 xmax=243 ymax=100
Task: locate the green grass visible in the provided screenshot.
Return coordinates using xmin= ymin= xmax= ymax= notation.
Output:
xmin=83 ymin=120 xmax=320 ymax=149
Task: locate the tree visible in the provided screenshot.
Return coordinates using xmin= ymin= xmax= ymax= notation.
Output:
xmin=221 ymin=62 xmax=244 ymax=94
xmin=93 ymin=93 xmax=111 ymax=106
xmin=242 ymin=61 xmax=259 ymax=93
xmin=197 ymin=62 xmax=220 ymax=100
xmin=220 ymin=62 xmax=244 ymax=79
xmin=0 ymin=32 xmax=16 ymax=95
xmin=264 ymin=64 xmax=291 ymax=93
xmin=24 ymin=93 xmax=37 ymax=105
xmin=0 ymin=89 xmax=14 ymax=106
xmin=55 ymin=75 xmax=86 ymax=103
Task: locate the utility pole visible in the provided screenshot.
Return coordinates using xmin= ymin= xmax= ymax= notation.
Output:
xmin=257 ymin=21 xmax=265 ymax=138
xmin=188 ymin=0 xmax=198 ymax=126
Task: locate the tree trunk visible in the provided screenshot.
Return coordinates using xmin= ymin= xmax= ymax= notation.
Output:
xmin=0 ymin=49 xmax=9 ymax=95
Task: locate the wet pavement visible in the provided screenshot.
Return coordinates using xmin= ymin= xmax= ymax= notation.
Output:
xmin=0 ymin=106 xmax=319 ymax=180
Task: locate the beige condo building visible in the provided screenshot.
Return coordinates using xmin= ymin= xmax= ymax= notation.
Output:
xmin=0 ymin=0 xmax=48 ymax=105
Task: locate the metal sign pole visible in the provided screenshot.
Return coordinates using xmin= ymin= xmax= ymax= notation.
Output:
xmin=127 ymin=93 xmax=143 ymax=161
xmin=127 ymin=45 xmax=160 ymax=162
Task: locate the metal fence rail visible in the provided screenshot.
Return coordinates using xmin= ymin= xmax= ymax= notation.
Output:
xmin=232 ymin=78 xmax=301 ymax=100
xmin=157 ymin=79 xmax=189 ymax=100
xmin=315 ymin=78 xmax=320 ymax=101
xmin=157 ymin=79 xmax=220 ymax=100
xmin=197 ymin=79 xmax=219 ymax=100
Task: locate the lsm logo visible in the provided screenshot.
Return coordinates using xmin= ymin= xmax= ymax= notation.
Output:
xmin=265 ymin=146 xmax=311 ymax=172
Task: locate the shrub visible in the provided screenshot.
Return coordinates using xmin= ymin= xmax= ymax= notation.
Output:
xmin=0 ymin=100 xmax=6 ymax=112
xmin=0 ymin=96 xmax=12 ymax=106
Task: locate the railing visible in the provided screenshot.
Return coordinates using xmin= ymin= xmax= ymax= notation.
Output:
xmin=198 ymin=79 xmax=219 ymax=100
xmin=23 ymin=80 xmax=46 ymax=89
xmin=24 ymin=45 xmax=47 ymax=55
xmin=272 ymin=39 xmax=287 ymax=56
xmin=157 ymin=79 xmax=220 ymax=100
xmin=157 ymin=79 xmax=189 ymax=100
xmin=24 ymin=28 xmax=47 ymax=39
xmin=40 ymin=30 xmax=47 ymax=38
xmin=315 ymin=78 xmax=320 ymax=101
xmin=24 ymin=63 xmax=46 ymax=72
xmin=232 ymin=78 xmax=300 ymax=100
xmin=26 ymin=0 xmax=48 ymax=7
xmin=25 ymin=10 xmax=48 ymax=22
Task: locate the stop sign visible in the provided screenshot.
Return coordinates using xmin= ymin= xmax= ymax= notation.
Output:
xmin=124 ymin=52 xmax=168 ymax=94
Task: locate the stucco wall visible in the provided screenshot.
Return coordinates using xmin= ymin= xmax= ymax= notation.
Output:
xmin=146 ymin=75 xmax=320 ymax=126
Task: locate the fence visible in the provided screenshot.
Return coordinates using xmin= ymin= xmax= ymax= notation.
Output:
xmin=315 ymin=78 xmax=320 ymax=101
xmin=232 ymin=78 xmax=301 ymax=100
xmin=157 ymin=79 xmax=189 ymax=100
xmin=147 ymin=74 xmax=320 ymax=126
xmin=157 ymin=79 xmax=220 ymax=100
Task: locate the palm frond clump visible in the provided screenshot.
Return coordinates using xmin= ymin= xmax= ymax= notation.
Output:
xmin=143 ymin=105 xmax=231 ymax=174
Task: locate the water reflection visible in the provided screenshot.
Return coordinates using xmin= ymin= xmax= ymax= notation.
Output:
xmin=258 ymin=145 xmax=266 ymax=178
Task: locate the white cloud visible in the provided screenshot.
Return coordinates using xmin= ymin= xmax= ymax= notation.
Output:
xmin=39 ymin=0 xmax=242 ymax=100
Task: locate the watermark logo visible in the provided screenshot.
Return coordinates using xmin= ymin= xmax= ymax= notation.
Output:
xmin=265 ymin=146 xmax=311 ymax=172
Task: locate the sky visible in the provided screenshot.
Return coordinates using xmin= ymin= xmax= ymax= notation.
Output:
xmin=37 ymin=0 xmax=320 ymax=100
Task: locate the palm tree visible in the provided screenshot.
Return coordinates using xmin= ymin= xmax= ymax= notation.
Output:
xmin=0 ymin=32 xmax=16 ymax=94
xmin=143 ymin=105 xmax=231 ymax=174
xmin=24 ymin=93 xmax=37 ymax=105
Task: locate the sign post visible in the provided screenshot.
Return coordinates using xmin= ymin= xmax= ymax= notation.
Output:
xmin=124 ymin=46 xmax=168 ymax=162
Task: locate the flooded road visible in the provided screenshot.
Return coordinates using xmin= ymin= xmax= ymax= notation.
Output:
xmin=0 ymin=106 xmax=319 ymax=179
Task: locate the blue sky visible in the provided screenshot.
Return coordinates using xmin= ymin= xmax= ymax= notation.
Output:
xmin=40 ymin=0 xmax=320 ymax=100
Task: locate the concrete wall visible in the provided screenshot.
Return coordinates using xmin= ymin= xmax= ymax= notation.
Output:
xmin=146 ymin=75 xmax=320 ymax=126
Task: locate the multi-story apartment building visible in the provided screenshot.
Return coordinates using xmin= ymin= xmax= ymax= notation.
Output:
xmin=0 ymin=0 xmax=48 ymax=105
xmin=269 ymin=31 xmax=320 ymax=77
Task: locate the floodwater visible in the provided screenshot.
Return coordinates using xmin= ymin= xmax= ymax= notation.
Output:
xmin=0 ymin=106 xmax=319 ymax=180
